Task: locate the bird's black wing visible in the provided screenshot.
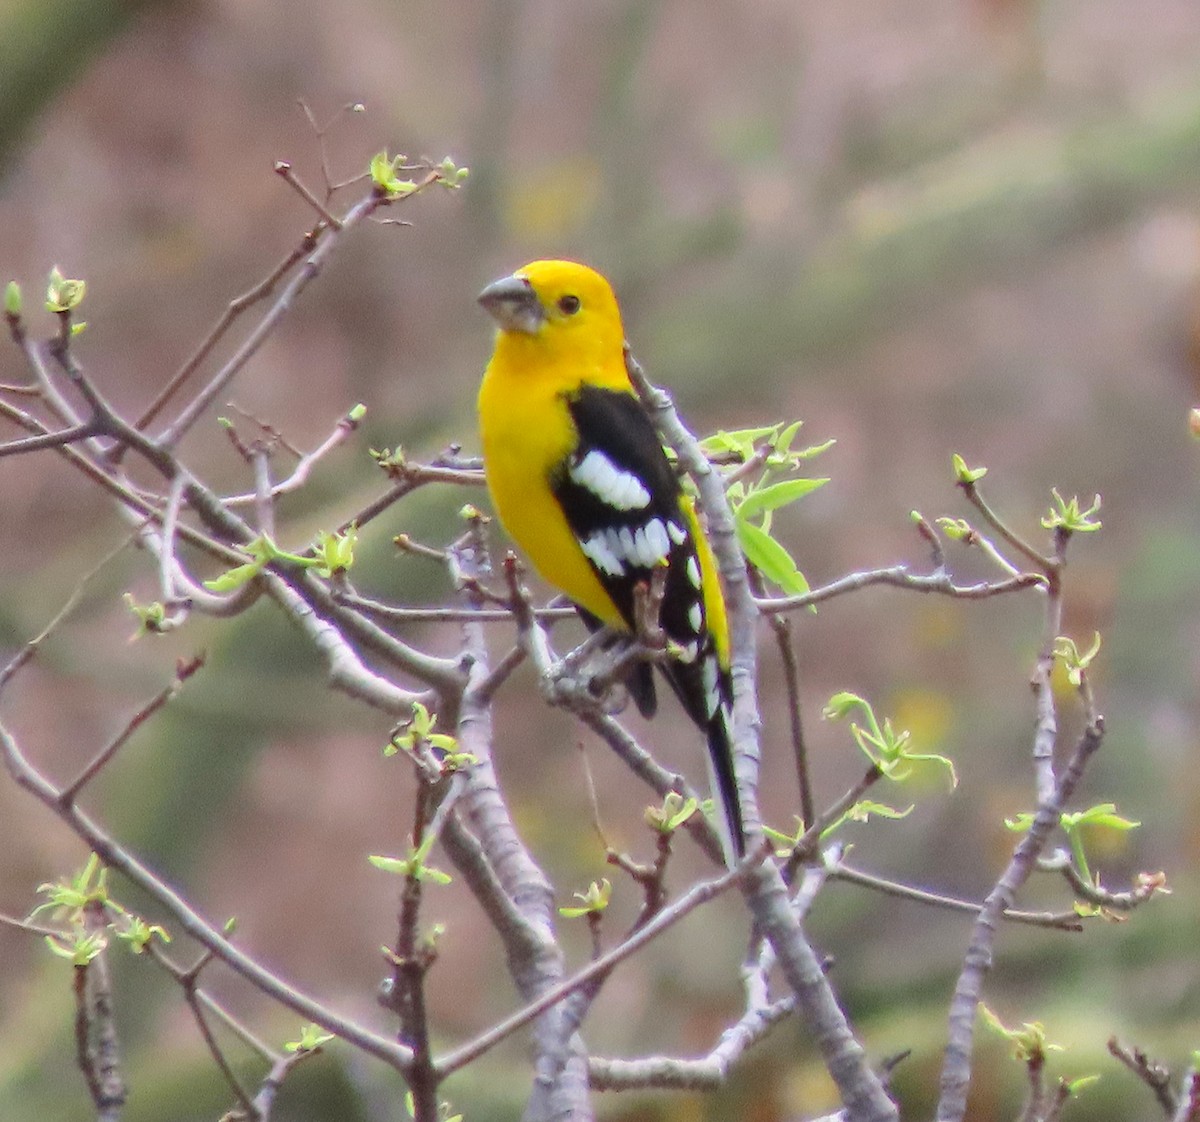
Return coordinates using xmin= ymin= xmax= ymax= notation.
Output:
xmin=550 ymin=384 xmax=744 ymax=862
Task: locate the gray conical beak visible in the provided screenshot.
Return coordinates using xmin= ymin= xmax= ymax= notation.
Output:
xmin=478 ymin=274 xmax=545 ymax=335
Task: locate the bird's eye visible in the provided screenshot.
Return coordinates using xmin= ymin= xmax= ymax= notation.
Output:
xmin=558 ymin=294 xmax=581 ymax=315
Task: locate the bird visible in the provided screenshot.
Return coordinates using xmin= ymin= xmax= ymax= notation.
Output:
xmin=476 ymin=259 xmax=745 ymax=865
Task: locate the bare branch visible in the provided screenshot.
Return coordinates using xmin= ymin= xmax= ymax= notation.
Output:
xmin=222 ymin=402 xmax=367 ymax=506
xmin=1040 ymin=851 xmax=1168 ymax=913
xmin=448 ymin=538 xmax=591 ymax=1121
xmin=0 ymin=420 xmax=98 ymax=457
xmin=935 ymin=716 xmax=1104 ymax=1122
xmin=1174 ymin=1069 xmax=1200 ymax=1122
xmin=1108 ymin=1037 xmax=1176 ymax=1117
xmin=627 ymin=350 xmax=898 ymax=1122
xmin=274 ymin=160 xmax=344 ymax=228
xmin=959 ymin=477 xmax=1053 ymax=572
xmin=156 ymin=193 xmax=382 ymax=450
xmin=134 ymin=237 xmax=318 ymax=433
xmin=60 ymin=655 xmax=205 ymax=804
xmin=77 ymin=906 xmax=127 ymax=1121
xmin=750 ymin=561 xmax=814 ymax=833
xmin=437 ymin=854 xmax=754 ymax=1077
xmin=756 ymin=566 xmax=1044 ymax=614
xmin=829 ymin=861 xmax=1084 ymax=931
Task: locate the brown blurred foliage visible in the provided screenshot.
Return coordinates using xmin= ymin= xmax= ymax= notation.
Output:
xmin=3 ymin=1 xmax=1200 ymax=1119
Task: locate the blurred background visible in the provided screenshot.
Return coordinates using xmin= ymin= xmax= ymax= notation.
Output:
xmin=2 ymin=0 xmax=1200 ymax=1118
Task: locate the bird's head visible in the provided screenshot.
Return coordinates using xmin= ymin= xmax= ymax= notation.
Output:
xmin=478 ymin=260 xmax=626 ymax=359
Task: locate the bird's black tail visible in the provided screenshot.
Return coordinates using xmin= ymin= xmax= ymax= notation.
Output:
xmin=704 ymin=700 xmax=746 ymax=867
xmin=663 ymin=653 xmax=745 ymax=867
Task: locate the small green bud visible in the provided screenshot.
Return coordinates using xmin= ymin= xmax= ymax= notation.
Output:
xmin=5 ymin=280 xmax=21 ymax=317
xmin=45 ymin=266 xmax=86 ymax=313
xmin=559 ymin=878 xmax=612 ymax=918
xmin=951 ymin=453 xmax=987 ymax=485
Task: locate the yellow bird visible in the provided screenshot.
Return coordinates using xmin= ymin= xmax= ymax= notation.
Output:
xmin=477 ymin=260 xmax=745 ymax=864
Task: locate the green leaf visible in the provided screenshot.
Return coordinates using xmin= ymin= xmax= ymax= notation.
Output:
xmin=979 ymin=1004 xmax=1062 ymax=1062
xmin=313 ymin=524 xmax=357 ymax=578
xmin=1004 ymin=812 xmax=1036 ymax=833
xmin=116 ymin=916 xmax=170 ymax=954
xmin=437 ymin=156 xmax=469 ymax=187
xmin=736 ymin=519 xmax=809 ymax=595
xmin=824 ymin=691 xmax=955 ymax=785
xmin=30 ymin=854 xmax=109 ymax=921
xmin=735 ymin=477 xmax=828 ymax=521
xmin=202 ymin=534 xmax=317 ymax=591
xmin=368 ymin=855 xmax=410 ymax=875
xmin=202 ymin=560 xmax=265 ymax=592
xmin=789 ymin=437 xmax=837 ymax=461
xmin=44 ymin=931 xmax=106 ymax=966
xmin=559 ymin=878 xmax=612 ymax=918
xmin=645 ymin=792 xmax=699 ymax=834
xmin=1053 ymin=632 xmax=1102 ymax=686
xmin=284 ymin=1024 xmax=334 ymax=1053
xmin=369 ymin=850 xmax=452 ymax=885
xmin=1041 ymin=488 xmax=1102 ymax=534
xmin=700 ymin=425 xmax=780 ymax=458
xmin=123 ymin=593 xmax=168 ymax=637
xmin=821 ymin=799 xmax=914 ymax=839
xmin=1061 ymin=803 xmax=1140 ymax=832
xmin=823 ymin=691 xmax=868 ymax=721
xmin=5 ymin=280 xmax=21 ymax=316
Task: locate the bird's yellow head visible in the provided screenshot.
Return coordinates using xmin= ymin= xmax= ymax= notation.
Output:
xmin=478 ymin=260 xmax=627 ymax=380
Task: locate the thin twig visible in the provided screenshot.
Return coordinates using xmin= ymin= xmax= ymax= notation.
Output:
xmin=756 ymin=566 xmax=1044 ymax=614
xmin=222 ymin=402 xmax=367 ymax=506
xmin=1107 ymin=1037 xmax=1176 ymax=1117
xmin=783 ymin=764 xmax=883 ymax=883
xmin=182 ymin=985 xmax=257 ymax=1117
xmin=0 ymin=420 xmax=98 ymax=457
xmin=134 ymin=237 xmax=318 ymax=433
xmin=960 ymin=479 xmax=1052 ymax=572
xmin=60 ymin=656 xmax=205 ymax=804
xmin=275 ymin=161 xmax=343 ymax=228
xmin=156 ymin=193 xmax=383 ymax=449
xmin=829 ymin=862 xmax=1084 ymax=930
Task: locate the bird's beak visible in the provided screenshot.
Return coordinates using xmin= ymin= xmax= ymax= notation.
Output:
xmin=478 ymin=274 xmax=545 ymax=335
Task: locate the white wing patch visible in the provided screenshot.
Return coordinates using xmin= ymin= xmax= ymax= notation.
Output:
xmin=580 ymin=531 xmax=625 ymax=576
xmin=569 ymin=450 xmax=651 ymax=510
xmin=702 ymin=654 xmax=722 ymax=718
xmin=579 ymin=517 xmax=672 ymax=577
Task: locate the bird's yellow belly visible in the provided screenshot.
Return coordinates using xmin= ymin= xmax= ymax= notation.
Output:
xmin=480 ymin=383 xmax=624 ymax=629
